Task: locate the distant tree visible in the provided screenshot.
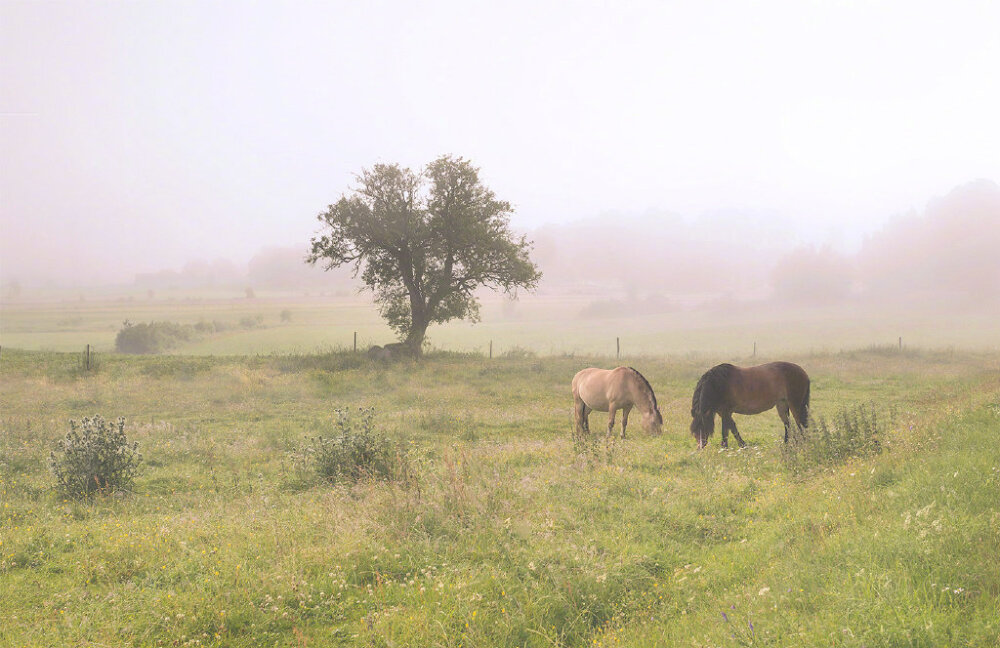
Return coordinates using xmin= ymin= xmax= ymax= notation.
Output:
xmin=308 ymin=156 xmax=541 ymax=354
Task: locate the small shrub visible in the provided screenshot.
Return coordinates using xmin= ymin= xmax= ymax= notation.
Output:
xmin=783 ymin=402 xmax=891 ymax=471
xmin=49 ymin=415 xmax=142 ymax=497
xmin=280 ymin=309 xmax=293 ymax=323
xmin=239 ymin=315 xmax=264 ymax=329
xmin=299 ymin=407 xmax=410 ymax=484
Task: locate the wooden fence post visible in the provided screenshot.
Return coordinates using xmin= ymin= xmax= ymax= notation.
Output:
xmin=616 ymin=337 xmax=620 ymax=360
xmin=489 ymin=340 xmax=493 ymax=359
xmin=86 ymin=344 xmax=91 ymax=371
xmin=354 ymin=331 xmax=357 ymax=352
xmin=753 ymin=341 xmax=756 ymax=357
xmin=898 ymin=336 xmax=902 ymax=350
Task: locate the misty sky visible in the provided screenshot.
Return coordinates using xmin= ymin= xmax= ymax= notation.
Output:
xmin=3 ymin=1 xmax=999 ymax=285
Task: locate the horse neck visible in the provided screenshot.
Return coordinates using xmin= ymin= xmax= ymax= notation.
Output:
xmin=628 ymin=372 xmax=656 ymax=415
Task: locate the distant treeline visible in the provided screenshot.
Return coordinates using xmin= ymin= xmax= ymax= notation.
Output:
xmin=126 ymin=180 xmax=999 ymax=310
xmin=533 ymin=180 xmax=1000 ymax=308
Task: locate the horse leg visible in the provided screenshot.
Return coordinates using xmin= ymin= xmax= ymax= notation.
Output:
xmin=720 ymin=413 xmax=730 ymax=448
xmin=574 ymin=397 xmax=587 ymax=435
xmin=726 ymin=414 xmax=747 ymax=448
xmin=777 ymin=401 xmax=791 ymax=443
xmin=583 ymin=406 xmax=592 ymax=433
xmin=621 ymin=405 xmax=632 ymax=439
xmin=607 ymin=406 xmax=617 ymax=440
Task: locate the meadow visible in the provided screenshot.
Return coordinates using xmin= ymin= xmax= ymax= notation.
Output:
xmin=2 ymin=296 xmax=1000 ymax=646
xmin=3 ymin=290 xmax=999 ymax=357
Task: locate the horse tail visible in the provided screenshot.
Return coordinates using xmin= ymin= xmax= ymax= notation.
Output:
xmin=796 ymin=376 xmax=810 ymax=428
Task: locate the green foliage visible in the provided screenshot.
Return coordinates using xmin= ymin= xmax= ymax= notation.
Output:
xmin=299 ymin=407 xmax=410 ymax=484
xmin=783 ymin=402 xmax=890 ymax=471
xmin=115 ymin=320 xmax=193 ymax=354
xmin=192 ymin=319 xmax=231 ymax=334
xmin=279 ymin=309 xmax=293 ymax=322
xmin=48 ymin=415 xmax=142 ymax=497
xmin=308 ymin=155 xmax=541 ymax=351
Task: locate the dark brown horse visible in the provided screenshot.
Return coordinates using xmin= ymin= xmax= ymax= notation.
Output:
xmin=689 ymin=362 xmax=810 ymax=449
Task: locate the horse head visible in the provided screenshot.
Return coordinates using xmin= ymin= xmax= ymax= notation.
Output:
xmin=643 ymin=408 xmax=663 ymax=436
xmin=689 ymin=408 xmax=714 ymax=449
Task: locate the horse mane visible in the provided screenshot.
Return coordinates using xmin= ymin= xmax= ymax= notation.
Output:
xmin=626 ymin=367 xmax=660 ymax=416
xmin=691 ymin=363 xmax=735 ymax=416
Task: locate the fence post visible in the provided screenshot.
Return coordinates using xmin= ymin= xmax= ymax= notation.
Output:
xmin=86 ymin=344 xmax=91 ymax=371
xmin=753 ymin=341 xmax=756 ymax=357
xmin=489 ymin=340 xmax=493 ymax=359
xmin=616 ymin=337 xmax=620 ymax=360
xmin=354 ymin=331 xmax=357 ymax=352
xmin=898 ymin=336 xmax=902 ymax=350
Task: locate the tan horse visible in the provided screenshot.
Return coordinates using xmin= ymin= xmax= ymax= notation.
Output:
xmin=572 ymin=367 xmax=663 ymax=438
xmin=689 ymin=362 xmax=810 ymax=449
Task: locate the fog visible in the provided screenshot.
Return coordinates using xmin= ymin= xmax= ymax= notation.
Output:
xmin=3 ymin=1 xmax=999 ymax=305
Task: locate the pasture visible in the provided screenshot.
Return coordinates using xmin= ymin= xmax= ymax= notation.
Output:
xmin=2 ymin=329 xmax=999 ymax=646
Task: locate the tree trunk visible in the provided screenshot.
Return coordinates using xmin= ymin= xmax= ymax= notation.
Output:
xmin=405 ymin=319 xmax=429 ymax=356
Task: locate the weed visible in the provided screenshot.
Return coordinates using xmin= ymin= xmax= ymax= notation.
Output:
xmin=48 ymin=415 xmax=142 ymax=497
xmin=298 ymin=407 xmax=411 ymax=484
xmin=784 ymin=401 xmax=891 ymax=471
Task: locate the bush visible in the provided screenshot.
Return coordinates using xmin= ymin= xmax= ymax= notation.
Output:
xmin=115 ymin=321 xmax=193 ymax=354
xmin=299 ymin=407 xmax=410 ymax=484
xmin=239 ymin=315 xmax=264 ymax=329
xmin=783 ymin=402 xmax=890 ymax=471
xmin=193 ymin=319 xmax=231 ymax=334
xmin=49 ymin=416 xmax=142 ymax=497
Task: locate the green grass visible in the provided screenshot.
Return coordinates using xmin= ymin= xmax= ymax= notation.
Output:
xmin=1 ymin=347 xmax=999 ymax=647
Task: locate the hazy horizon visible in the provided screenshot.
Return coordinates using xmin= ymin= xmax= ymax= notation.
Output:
xmin=3 ymin=1 xmax=1000 ymax=288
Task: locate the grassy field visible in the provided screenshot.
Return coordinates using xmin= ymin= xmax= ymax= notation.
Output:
xmin=3 ymin=292 xmax=999 ymax=357
xmin=2 ymin=343 xmax=999 ymax=647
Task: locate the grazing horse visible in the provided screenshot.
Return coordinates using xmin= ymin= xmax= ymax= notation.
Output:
xmin=689 ymin=362 xmax=810 ymax=449
xmin=572 ymin=367 xmax=663 ymax=438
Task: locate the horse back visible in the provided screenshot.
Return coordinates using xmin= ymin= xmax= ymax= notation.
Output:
xmin=722 ymin=362 xmax=800 ymax=414
xmin=573 ymin=367 xmax=628 ymax=411
xmin=770 ymin=361 xmax=809 ymax=403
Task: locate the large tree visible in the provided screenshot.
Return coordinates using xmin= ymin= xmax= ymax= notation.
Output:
xmin=308 ymin=156 xmax=541 ymax=354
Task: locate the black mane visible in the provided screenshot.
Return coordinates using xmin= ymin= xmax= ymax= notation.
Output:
xmin=626 ymin=367 xmax=660 ymax=414
xmin=691 ymin=363 xmax=735 ymax=416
